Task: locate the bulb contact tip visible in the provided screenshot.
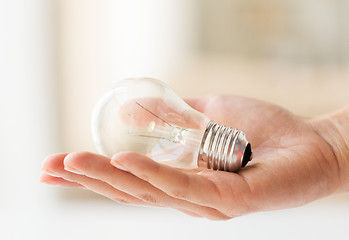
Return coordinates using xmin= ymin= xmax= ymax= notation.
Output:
xmin=241 ymin=143 xmax=252 ymax=167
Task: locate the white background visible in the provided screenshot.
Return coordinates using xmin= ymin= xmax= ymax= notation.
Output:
xmin=1 ymin=1 xmax=349 ymax=239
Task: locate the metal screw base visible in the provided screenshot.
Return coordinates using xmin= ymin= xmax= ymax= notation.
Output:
xmin=197 ymin=121 xmax=252 ymax=172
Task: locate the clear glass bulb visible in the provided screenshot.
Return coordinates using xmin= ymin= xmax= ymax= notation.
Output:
xmin=91 ymin=78 xmax=252 ymax=171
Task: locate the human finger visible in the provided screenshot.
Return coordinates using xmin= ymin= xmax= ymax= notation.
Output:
xmin=41 ymin=153 xmax=147 ymax=205
xmin=40 ymin=172 xmax=84 ymax=188
xmin=41 ymin=154 xmax=205 ymax=218
xmin=111 ymin=152 xmax=251 ymax=214
xmin=64 ymin=152 xmax=231 ymax=220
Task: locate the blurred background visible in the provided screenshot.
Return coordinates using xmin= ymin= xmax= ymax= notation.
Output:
xmin=1 ymin=0 xmax=349 ymax=239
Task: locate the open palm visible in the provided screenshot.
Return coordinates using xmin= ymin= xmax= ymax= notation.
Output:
xmin=41 ymin=96 xmax=340 ymax=220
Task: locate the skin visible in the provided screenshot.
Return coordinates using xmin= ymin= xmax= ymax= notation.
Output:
xmin=40 ymin=96 xmax=349 ymax=220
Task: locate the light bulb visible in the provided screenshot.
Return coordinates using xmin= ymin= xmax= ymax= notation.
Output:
xmin=91 ymin=78 xmax=252 ymax=172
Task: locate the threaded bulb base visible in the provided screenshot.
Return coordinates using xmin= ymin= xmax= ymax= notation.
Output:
xmin=197 ymin=122 xmax=252 ymax=172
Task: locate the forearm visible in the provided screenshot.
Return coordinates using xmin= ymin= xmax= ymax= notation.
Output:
xmin=312 ymin=105 xmax=349 ymax=193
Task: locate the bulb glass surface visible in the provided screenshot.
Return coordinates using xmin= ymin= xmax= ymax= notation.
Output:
xmin=92 ymin=78 xmax=210 ymax=168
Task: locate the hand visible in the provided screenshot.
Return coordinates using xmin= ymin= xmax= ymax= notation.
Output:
xmin=40 ymin=96 xmax=347 ymax=220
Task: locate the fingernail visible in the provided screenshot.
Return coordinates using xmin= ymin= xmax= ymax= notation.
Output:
xmin=64 ymin=165 xmax=85 ymax=175
xmin=110 ymin=160 xmax=129 ymax=172
xmin=41 ymin=169 xmax=61 ymax=178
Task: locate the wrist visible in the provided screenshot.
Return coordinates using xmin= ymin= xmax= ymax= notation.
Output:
xmin=311 ymin=106 xmax=349 ymax=193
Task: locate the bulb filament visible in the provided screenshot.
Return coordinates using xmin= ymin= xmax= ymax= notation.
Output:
xmin=130 ymin=102 xmax=200 ymax=148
